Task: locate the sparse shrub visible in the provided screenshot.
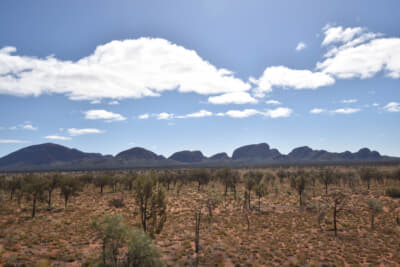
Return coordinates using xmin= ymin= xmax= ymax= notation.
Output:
xmin=133 ymin=173 xmax=167 ymax=236
xmin=367 ymin=198 xmax=383 ymax=229
xmin=60 ymin=176 xmax=82 ymax=208
xmin=385 ymin=187 xmax=400 ymax=198
xmin=108 ymin=198 xmax=125 ymax=208
xmin=289 ymin=170 xmax=308 ymax=207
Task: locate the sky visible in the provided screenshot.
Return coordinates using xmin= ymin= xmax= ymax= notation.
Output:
xmin=0 ymin=0 xmax=399 ymax=158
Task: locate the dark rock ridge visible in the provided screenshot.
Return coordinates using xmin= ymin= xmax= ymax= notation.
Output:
xmin=116 ymin=147 xmax=165 ymax=160
xmin=287 ymin=146 xmax=382 ymax=161
xmin=0 ymin=142 xmax=397 ymax=171
xmin=209 ymin=152 xmax=230 ymax=160
xmin=232 ymin=143 xmax=281 ymax=160
xmin=0 ymin=143 xmax=103 ymax=167
xmin=169 ymin=150 xmax=205 ymax=163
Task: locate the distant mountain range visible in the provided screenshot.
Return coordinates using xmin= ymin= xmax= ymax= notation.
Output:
xmin=0 ymin=142 xmax=398 ymax=171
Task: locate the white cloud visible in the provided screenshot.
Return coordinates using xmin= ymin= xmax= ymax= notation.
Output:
xmin=383 ymin=102 xmax=400 ymax=112
xmin=0 ymin=139 xmax=29 ymax=144
xmin=176 ymin=110 xmax=213 ymax=118
xmin=108 ymin=100 xmax=119 ymax=105
xmin=265 ymin=100 xmax=281 ymax=105
xmin=138 ymin=113 xmax=149 ymax=119
xmin=156 ymin=112 xmax=174 ymax=120
xmin=0 ymin=38 xmax=250 ymax=101
xmin=296 ymin=42 xmax=307 ymax=51
xmin=263 ymin=107 xmax=292 ymax=118
xmin=217 ymin=107 xmax=292 ymax=119
xmin=332 ymin=108 xmax=360 ymax=114
xmin=8 ymin=123 xmax=38 ymax=131
xmin=322 ymin=25 xmax=364 ymax=46
xmin=310 ymin=108 xmax=326 ymax=114
xmin=22 ymin=124 xmax=38 ymax=130
xmin=90 ymin=100 xmax=101 ymax=104
xmin=253 ymin=66 xmax=334 ymax=97
xmin=45 ymin=135 xmax=71 ymax=140
xmin=67 ymin=128 xmax=104 ymax=136
xmin=84 ymin=109 xmax=126 ymax=122
xmin=341 ymin=99 xmax=358 ymax=104
xmin=223 ymin=109 xmax=259 ymax=118
xmin=208 ymin=91 xmax=258 ymax=104
xmin=317 ymin=26 xmax=400 ymax=79
xmin=372 ymin=103 xmax=379 ymax=107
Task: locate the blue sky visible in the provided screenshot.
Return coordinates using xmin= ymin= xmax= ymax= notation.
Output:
xmin=0 ymin=0 xmax=399 ymax=157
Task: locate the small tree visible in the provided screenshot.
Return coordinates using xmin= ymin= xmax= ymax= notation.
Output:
xmin=133 ymin=173 xmax=167 ymax=236
xmin=290 ymin=170 xmax=308 ymax=207
xmin=94 ymin=174 xmax=110 ymax=194
xmin=254 ymin=182 xmax=268 ymax=211
xmin=320 ymin=168 xmax=335 ymax=195
xmin=204 ymin=183 xmax=221 ymax=218
xmin=45 ymin=173 xmax=61 ymax=210
xmin=359 ymin=167 xmax=379 ymax=190
xmin=60 ymin=176 xmax=81 ymax=208
xmin=23 ymin=174 xmax=47 ymax=218
xmin=329 ymin=191 xmax=347 ymax=236
xmin=191 ymin=169 xmax=210 ymax=192
xmin=243 ymin=171 xmax=263 ymax=209
xmin=367 ymin=198 xmax=383 ymax=229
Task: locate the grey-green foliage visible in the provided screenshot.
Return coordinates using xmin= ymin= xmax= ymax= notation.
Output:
xmin=91 ymin=214 xmax=165 ymax=267
xmin=127 ymin=229 xmax=165 ymax=267
xmin=133 ymin=173 xmax=167 ymax=236
xmin=367 ymin=198 xmax=383 ymax=229
xmin=23 ymin=174 xmax=47 ymax=218
xmin=289 ymin=170 xmax=308 ymax=207
xmin=60 ymin=176 xmax=82 ymax=208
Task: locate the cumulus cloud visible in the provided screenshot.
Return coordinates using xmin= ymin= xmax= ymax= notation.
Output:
xmin=310 ymin=108 xmax=326 ymax=114
xmin=265 ymin=100 xmax=281 ymax=105
xmin=263 ymin=107 xmax=292 ymax=118
xmin=383 ymin=102 xmax=400 ymax=112
xmin=296 ymin=42 xmax=307 ymax=51
xmin=317 ymin=25 xmax=400 ymax=79
xmin=208 ymin=91 xmax=258 ymax=104
xmin=67 ymin=128 xmax=104 ymax=136
xmin=0 ymin=38 xmax=250 ymax=101
xmin=45 ymin=135 xmax=71 ymax=140
xmin=176 ymin=110 xmax=213 ymax=118
xmin=84 ymin=109 xmax=126 ymax=122
xmin=252 ymin=66 xmax=334 ymax=97
xmin=108 ymin=100 xmax=119 ymax=105
xmin=156 ymin=112 xmax=174 ymax=120
xmin=90 ymin=100 xmax=101 ymax=104
xmin=0 ymin=139 xmax=29 ymax=144
xmin=332 ymin=108 xmax=360 ymax=114
xmin=322 ymin=25 xmax=365 ymax=46
xmin=341 ymin=99 xmax=358 ymax=104
xmin=223 ymin=109 xmax=259 ymax=118
xmin=138 ymin=113 xmax=149 ymax=119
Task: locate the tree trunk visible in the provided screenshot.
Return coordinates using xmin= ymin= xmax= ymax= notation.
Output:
xmin=325 ymin=183 xmax=328 ymax=195
xmin=64 ymin=195 xmax=68 ymax=209
xmin=371 ymin=214 xmax=375 ymax=229
xmin=48 ymin=190 xmax=52 ymax=209
xmin=101 ymin=184 xmax=103 ymax=194
xmin=299 ymin=191 xmax=302 ymax=207
xmin=32 ymin=194 xmax=37 ymax=218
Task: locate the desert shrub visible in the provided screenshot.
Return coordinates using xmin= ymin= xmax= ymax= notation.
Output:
xmin=367 ymin=198 xmax=383 ymax=229
xmin=385 ymin=187 xmax=400 ymax=198
xmin=108 ymin=198 xmax=125 ymax=208
xmin=91 ymin=214 xmax=165 ymax=267
xmin=133 ymin=173 xmax=167 ymax=236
